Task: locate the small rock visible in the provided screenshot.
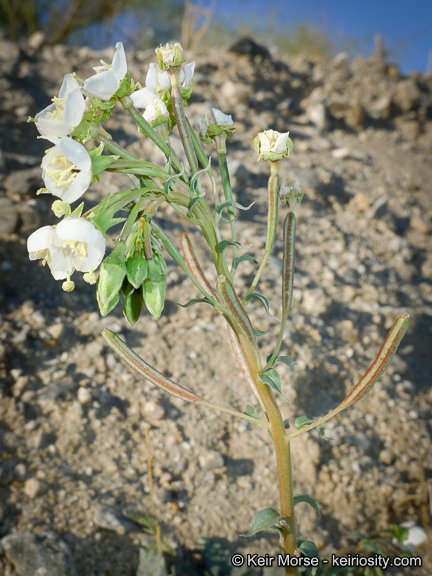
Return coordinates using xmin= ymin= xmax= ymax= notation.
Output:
xmin=0 ymin=198 xmax=19 ymax=234
xmin=0 ymin=40 xmax=19 ymax=61
xmin=199 ymin=450 xmax=224 ymax=471
xmin=14 ymin=463 xmax=27 ymax=480
xmin=143 ymin=400 xmax=165 ymax=424
xmin=228 ymin=37 xmax=270 ymax=59
xmin=47 ymin=323 xmax=64 ymax=340
xmin=77 ymin=387 xmax=91 ymax=405
xmin=3 ymin=167 xmax=41 ymax=197
xmin=93 ymin=506 xmax=134 ymax=535
xmin=301 ymin=288 xmax=327 ymax=315
xmin=410 ymin=216 xmax=431 ymax=235
xmin=395 ymin=117 xmax=421 ymax=141
xmin=367 ymin=195 xmax=389 ymax=220
xmin=331 ymin=146 xmax=352 ymax=159
xmin=28 ymin=31 xmax=45 ymax=50
xmin=24 ymin=478 xmax=49 ymax=499
xmin=393 ymin=79 xmax=422 ymax=112
xmin=1 ymin=531 xmax=77 ymax=576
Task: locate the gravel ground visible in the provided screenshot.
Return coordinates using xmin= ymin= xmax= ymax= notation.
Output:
xmin=0 ymin=37 xmax=431 ymax=575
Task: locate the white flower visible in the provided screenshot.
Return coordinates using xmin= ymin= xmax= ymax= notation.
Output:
xmin=35 ymin=74 xmax=85 ymax=144
xmin=143 ymin=99 xmax=169 ymax=124
xmin=27 ymin=217 xmax=106 ymax=283
xmin=259 ymin=130 xmax=290 ymax=154
xmin=83 ymin=42 xmax=127 ymax=100
xmin=212 ymin=108 xmax=233 ymax=126
xmin=156 ymin=42 xmax=185 ymax=70
xmin=254 ymin=129 xmax=293 ymax=161
xmin=195 ymin=116 xmax=210 ymax=139
xmin=131 ymin=60 xmax=195 ymax=105
xmin=397 ymin=522 xmax=427 ymax=553
xmin=41 ymin=137 xmax=92 ymax=204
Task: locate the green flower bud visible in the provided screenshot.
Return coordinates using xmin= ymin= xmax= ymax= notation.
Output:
xmin=126 ymin=253 xmax=149 ymax=289
xmin=254 ymin=129 xmax=293 ymax=162
xmin=143 ymin=277 xmax=166 ymax=321
xmin=96 ymin=241 xmax=128 ymax=316
xmin=122 ymin=279 xmax=144 ymax=326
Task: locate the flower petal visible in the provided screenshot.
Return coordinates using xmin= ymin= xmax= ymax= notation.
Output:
xmin=272 ymin=132 xmax=289 ymax=154
xmin=131 ymin=87 xmax=158 ymax=109
xmin=112 ymin=42 xmax=127 ymax=81
xmin=62 ymin=170 xmax=92 ymax=204
xmin=84 ymin=70 xmax=119 ymax=100
xmin=182 ymin=62 xmax=195 ymax=88
xmin=212 ymin=108 xmax=233 ymax=126
xmin=146 ymin=63 xmax=170 ymax=93
xmin=59 ymin=137 xmax=91 ymax=172
xmin=58 ymin=73 xmax=80 ymax=99
xmin=27 ymin=226 xmax=54 ymax=257
xmin=62 ymin=89 xmax=86 ymax=128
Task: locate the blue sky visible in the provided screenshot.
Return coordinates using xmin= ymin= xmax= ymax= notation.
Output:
xmin=215 ymin=0 xmax=432 ymax=73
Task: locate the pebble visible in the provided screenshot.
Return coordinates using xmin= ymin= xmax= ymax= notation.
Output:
xmin=142 ymin=399 xmax=165 ymax=424
xmin=93 ymin=506 xmax=134 ymax=535
xmin=199 ymin=450 xmax=225 ymax=471
xmin=24 ymin=478 xmax=49 ymax=499
xmin=1 ymin=531 xmax=77 ymax=576
xmin=301 ymin=288 xmax=327 ymax=315
xmin=0 ymin=198 xmax=19 ymax=234
xmin=77 ymin=387 xmax=92 ymax=405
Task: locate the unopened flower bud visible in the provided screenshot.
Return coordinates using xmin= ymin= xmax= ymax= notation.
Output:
xmin=52 ymin=200 xmax=68 ymax=217
xmin=254 ymin=129 xmax=293 ymax=162
xmin=156 ymin=42 xmax=185 ymax=72
xmin=96 ymin=241 xmax=128 ymax=316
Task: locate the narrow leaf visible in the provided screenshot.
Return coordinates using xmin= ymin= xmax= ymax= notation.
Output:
xmin=266 ymin=354 xmax=294 ymax=370
xmin=246 ymin=292 xmax=278 ymax=320
xmin=178 ymin=297 xmax=214 ymax=308
xmin=232 ymin=254 xmax=258 ymax=272
xmin=188 ymin=195 xmax=204 ymax=217
xmin=102 ymin=329 xmax=205 ymax=403
xmin=91 ymin=154 xmax=119 ymax=176
xmin=218 ymin=240 xmax=245 ymax=254
xmin=216 ymin=200 xmax=255 ymax=214
xmin=294 ymin=494 xmax=320 ymax=517
xmin=242 ymin=508 xmax=283 ymax=537
xmin=254 ymin=328 xmax=271 ymax=336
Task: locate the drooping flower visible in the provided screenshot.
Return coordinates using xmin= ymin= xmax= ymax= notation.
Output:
xmin=143 ymin=99 xmax=170 ymax=125
xmin=83 ymin=42 xmax=127 ymax=100
xmin=254 ymin=129 xmax=293 ymax=161
xmin=131 ymin=61 xmax=195 ymax=107
xmin=41 ymin=136 xmax=92 ymax=204
xmin=27 ymin=217 xmax=106 ymax=289
xmin=35 ymin=74 xmax=85 ymax=143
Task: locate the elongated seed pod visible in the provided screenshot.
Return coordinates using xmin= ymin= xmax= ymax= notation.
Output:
xmin=216 ymin=276 xmax=257 ymax=346
xmin=103 ymin=329 xmax=203 ymax=403
xmin=226 ymin=324 xmax=262 ymax=402
xmin=282 ymin=212 xmax=296 ymax=316
xmin=286 ymin=313 xmax=410 ymax=439
xmin=339 ymin=313 xmax=410 ymax=409
xmin=180 ymin=233 xmax=218 ymax=300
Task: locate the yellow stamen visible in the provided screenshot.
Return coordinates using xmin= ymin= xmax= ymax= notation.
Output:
xmin=63 ymin=239 xmax=88 ymax=259
xmin=52 ymin=200 xmax=68 ymax=217
xmin=47 ymin=96 xmax=67 ymax=122
xmin=83 ymin=270 xmax=96 ymax=285
xmin=62 ymin=272 xmax=75 ymax=292
xmin=36 ymin=188 xmax=48 ymax=195
xmin=46 ymin=154 xmax=80 ymax=188
xmin=34 ymin=249 xmax=51 ymax=267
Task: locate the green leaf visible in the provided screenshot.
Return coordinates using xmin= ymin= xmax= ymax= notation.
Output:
xmin=294 ymin=494 xmax=320 ymax=517
xmin=258 ymin=369 xmax=290 ymax=402
xmin=316 ymin=424 xmax=331 ymax=440
xmin=126 ymin=253 xmax=149 ymax=289
xmin=216 ymin=200 xmax=255 ymax=214
xmin=294 ymin=416 xmax=315 ymax=430
xmin=347 ymin=531 xmax=367 ymax=543
xmin=188 ymin=195 xmax=204 ymax=217
xmin=70 ymin=202 xmax=84 ymax=218
xmin=96 ymin=242 xmax=128 ymax=316
xmin=178 ymin=298 xmax=214 ymax=308
xmin=254 ymin=328 xmax=271 ymax=336
xmin=232 ymin=254 xmax=258 ymax=272
xmin=361 ymin=540 xmax=383 ymax=554
xmin=389 ymin=524 xmax=409 ymax=543
xmin=297 ymin=539 xmax=319 ymax=558
xmin=245 ymin=405 xmax=259 ymax=419
xmin=283 ymin=419 xmax=290 ymax=429
xmin=91 ymin=154 xmax=119 ymax=176
xmin=143 ymin=277 xmax=166 ymax=320
xmin=242 ymin=508 xmax=284 ymax=537
xmin=218 ymin=240 xmax=245 ymax=254
xmin=246 ymin=292 xmax=278 ymax=319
